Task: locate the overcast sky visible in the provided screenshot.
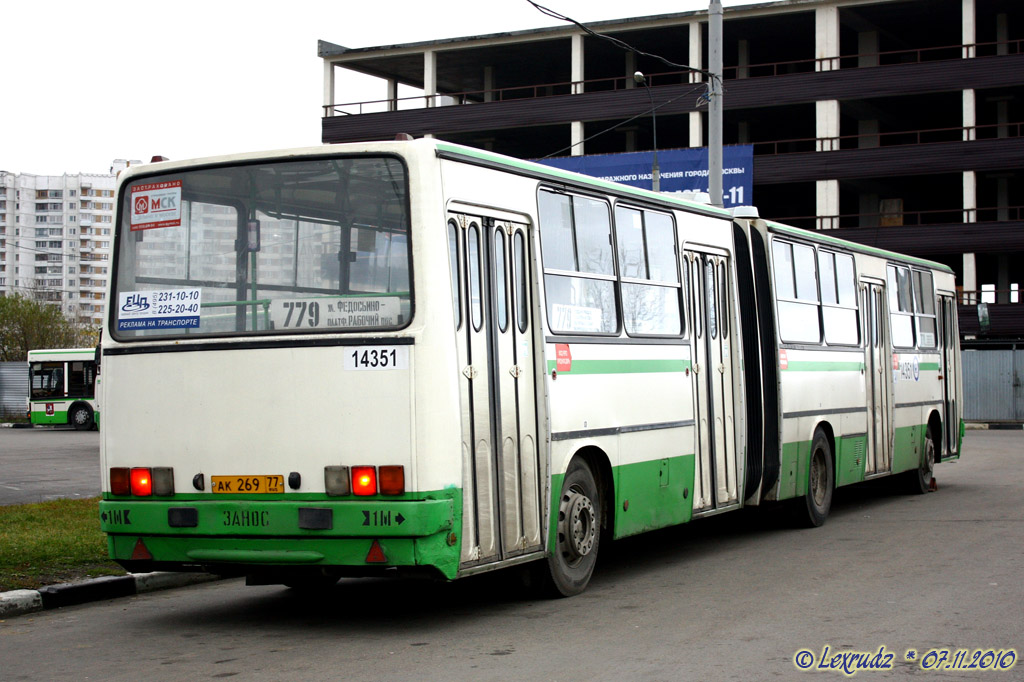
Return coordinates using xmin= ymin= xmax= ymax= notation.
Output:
xmin=3 ymin=0 xmax=763 ymax=176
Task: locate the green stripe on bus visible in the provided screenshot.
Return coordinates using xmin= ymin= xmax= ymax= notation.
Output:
xmin=919 ymin=362 xmax=940 ymax=371
xmin=545 ymin=358 xmax=691 ymax=375
xmin=783 ymin=361 xmax=865 ymax=371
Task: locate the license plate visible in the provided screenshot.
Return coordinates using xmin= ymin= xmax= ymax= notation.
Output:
xmin=211 ymin=475 xmax=284 ymax=494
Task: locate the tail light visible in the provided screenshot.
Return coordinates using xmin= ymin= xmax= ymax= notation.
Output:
xmin=110 ymin=468 xmax=130 ymax=495
xmin=351 ymin=466 xmax=377 ymax=496
xmin=130 ymin=468 xmax=152 ymax=496
xmin=379 ymin=466 xmax=405 ymax=495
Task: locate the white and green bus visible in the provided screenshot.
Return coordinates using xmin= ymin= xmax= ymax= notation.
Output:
xmin=28 ymin=348 xmax=99 ymax=430
xmin=98 ymin=139 xmax=961 ymax=596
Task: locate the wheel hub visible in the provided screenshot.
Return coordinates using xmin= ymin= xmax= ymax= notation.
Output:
xmin=560 ymin=489 xmax=596 ymax=562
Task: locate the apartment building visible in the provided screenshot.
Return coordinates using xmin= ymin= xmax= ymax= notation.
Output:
xmin=318 ymin=0 xmax=1023 ymax=337
xmin=0 ymin=169 xmax=120 ymax=326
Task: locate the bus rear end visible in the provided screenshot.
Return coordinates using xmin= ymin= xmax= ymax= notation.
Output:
xmin=99 ymin=144 xmax=461 ymax=585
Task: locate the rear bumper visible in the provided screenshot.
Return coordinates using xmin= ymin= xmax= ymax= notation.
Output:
xmin=100 ymin=497 xmax=459 ymax=579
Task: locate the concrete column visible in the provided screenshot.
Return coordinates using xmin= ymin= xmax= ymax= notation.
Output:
xmin=424 ymin=50 xmax=437 ymax=108
xmin=997 ymin=13 xmax=1009 ymax=55
xmin=963 ymin=170 xmax=977 ymax=224
xmin=484 ymin=67 xmax=495 ymax=102
xmin=815 ymin=6 xmax=839 ymax=72
xmin=571 ymin=34 xmax=584 ymax=94
xmin=570 ymin=34 xmax=584 ymax=155
xmin=688 ymin=21 xmax=704 ymax=146
xmin=963 ymin=169 xmax=977 ymax=303
xmin=625 ymin=52 xmax=636 ymax=88
xmin=816 ymin=99 xmax=840 ymax=151
xmin=858 ymin=31 xmax=879 ymax=68
xmin=962 ymin=0 xmax=976 ymax=58
xmin=816 ymin=179 xmax=839 ymax=230
xmin=387 ymin=79 xmax=398 ymax=112
xmin=689 ymin=21 xmax=703 ymax=84
xmin=737 ymin=39 xmax=749 ymax=78
xmin=571 ymin=121 xmax=584 ymax=156
xmin=963 ymin=253 xmax=977 ymax=303
xmin=963 ymin=89 xmax=976 ymax=140
xmin=322 ymin=60 xmax=335 ymax=116
xmin=997 ymin=255 xmax=1010 ymax=303
xmin=997 ymin=177 xmax=1009 ymax=221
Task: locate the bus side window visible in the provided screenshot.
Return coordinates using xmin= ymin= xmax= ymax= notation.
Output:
xmin=887 ymin=265 xmax=915 ymax=348
xmin=773 ymin=240 xmax=821 ymax=344
xmin=468 ymin=223 xmax=483 ymax=331
xmin=448 ymin=220 xmax=462 ymax=330
xmin=514 ymin=231 xmax=528 ymax=333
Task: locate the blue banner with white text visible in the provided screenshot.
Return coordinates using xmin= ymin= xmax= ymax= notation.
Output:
xmin=534 ymin=146 xmax=753 ymax=208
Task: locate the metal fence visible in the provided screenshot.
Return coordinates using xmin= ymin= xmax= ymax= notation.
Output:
xmin=962 ymin=349 xmax=1024 ymax=423
xmin=0 ymin=362 xmax=28 ymax=419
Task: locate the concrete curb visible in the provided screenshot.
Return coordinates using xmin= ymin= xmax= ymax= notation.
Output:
xmin=0 ymin=572 xmax=222 ymax=618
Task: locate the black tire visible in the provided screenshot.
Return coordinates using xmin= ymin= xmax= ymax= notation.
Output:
xmin=540 ymin=457 xmax=602 ymax=597
xmin=800 ymin=430 xmax=833 ymax=528
xmin=70 ymin=404 xmax=93 ymax=431
xmin=906 ymin=425 xmax=936 ymax=495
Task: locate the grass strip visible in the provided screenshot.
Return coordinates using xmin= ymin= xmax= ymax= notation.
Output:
xmin=0 ymin=497 xmax=125 ymax=591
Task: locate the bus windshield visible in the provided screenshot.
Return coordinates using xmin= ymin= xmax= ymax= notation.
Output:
xmin=112 ymin=156 xmax=411 ymax=339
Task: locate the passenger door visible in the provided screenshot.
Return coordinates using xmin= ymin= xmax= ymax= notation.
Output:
xmin=685 ymin=248 xmax=739 ymax=512
xmin=449 ymin=212 xmax=542 ymax=566
xmin=938 ymin=294 xmax=959 ymax=459
xmin=863 ymin=281 xmax=893 ymax=476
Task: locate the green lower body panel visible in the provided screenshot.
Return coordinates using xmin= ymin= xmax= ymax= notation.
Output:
xmin=891 ymin=425 xmax=922 ymax=474
xmin=835 ymin=434 xmax=868 ymax=487
xmin=100 ymin=495 xmax=460 ymax=579
xmin=774 ymin=424 xmax=927 ymax=501
xmin=613 ymin=455 xmax=695 ymax=539
xmin=546 ymin=456 xmax=696 ymax=546
xmin=31 ymin=410 xmax=68 ymax=425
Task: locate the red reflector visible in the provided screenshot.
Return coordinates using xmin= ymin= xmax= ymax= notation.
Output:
xmin=110 ymin=468 xmax=131 ymax=495
xmin=352 ymin=466 xmax=377 ymax=496
xmin=365 ymin=539 xmax=387 ymax=563
xmin=131 ymin=468 xmax=153 ymax=497
xmin=131 ymin=538 xmax=153 ymax=560
xmin=379 ymin=466 xmax=405 ymax=495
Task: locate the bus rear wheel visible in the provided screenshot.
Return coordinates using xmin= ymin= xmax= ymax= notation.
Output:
xmin=540 ymin=457 xmax=601 ymax=597
xmin=800 ymin=430 xmax=833 ymax=528
xmin=69 ymin=404 xmax=93 ymax=431
xmin=905 ymin=425 xmax=936 ymax=495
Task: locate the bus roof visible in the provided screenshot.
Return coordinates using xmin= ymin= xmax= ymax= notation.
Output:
xmin=765 ymin=220 xmax=955 ymax=274
xmin=27 ymin=348 xmax=96 ymax=362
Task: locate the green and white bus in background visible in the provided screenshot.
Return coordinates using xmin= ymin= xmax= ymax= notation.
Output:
xmin=97 ymin=139 xmax=962 ymax=596
xmin=28 ymin=348 xmax=99 ymax=430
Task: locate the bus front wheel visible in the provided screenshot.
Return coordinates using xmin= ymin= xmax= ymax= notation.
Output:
xmin=69 ymin=404 xmax=94 ymax=431
xmin=542 ymin=457 xmax=601 ymax=597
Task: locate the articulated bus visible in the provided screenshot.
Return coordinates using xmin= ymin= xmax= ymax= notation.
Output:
xmin=28 ymin=348 xmax=99 ymax=430
xmin=97 ymin=140 xmax=961 ymax=596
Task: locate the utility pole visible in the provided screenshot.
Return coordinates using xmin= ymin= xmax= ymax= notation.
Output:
xmin=708 ymin=0 xmax=724 ymax=207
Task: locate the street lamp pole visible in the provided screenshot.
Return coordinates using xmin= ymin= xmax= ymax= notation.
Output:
xmin=634 ymin=71 xmax=660 ymax=192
